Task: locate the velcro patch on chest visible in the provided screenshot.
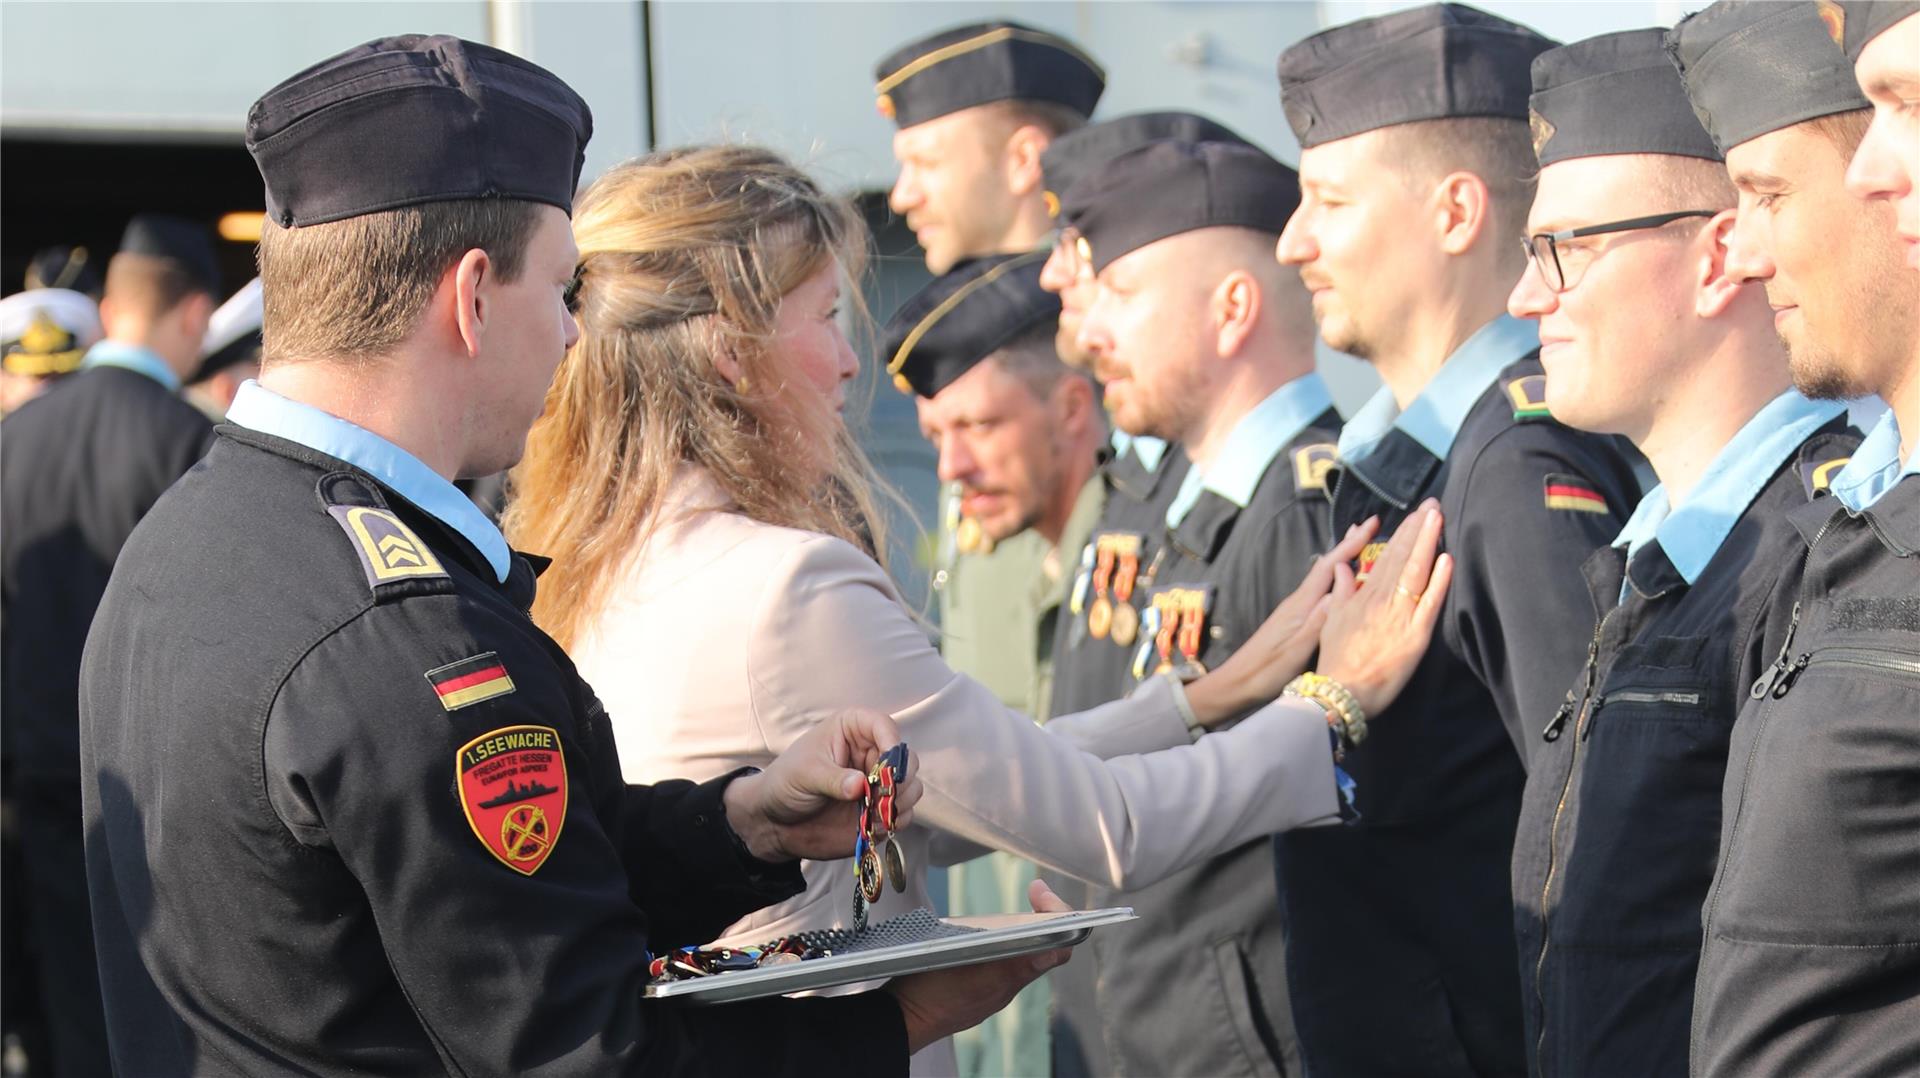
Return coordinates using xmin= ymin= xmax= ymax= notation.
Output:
xmin=457 ymin=724 xmax=567 ymax=875
xmin=427 ymin=652 xmax=517 ymax=711
xmin=1293 ymin=443 xmax=1338 ymax=493
xmin=1800 ymin=457 xmax=1851 ymax=500
xmin=327 ymin=505 xmax=448 ymax=588
xmin=1507 ymin=375 xmax=1551 ymax=421
xmin=1544 ymin=474 xmax=1609 ymax=514
xmin=1827 ymin=597 xmax=1920 ymax=633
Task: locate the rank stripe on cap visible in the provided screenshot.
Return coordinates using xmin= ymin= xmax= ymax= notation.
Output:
xmin=427 ymin=652 xmax=516 ymax=711
xmin=1543 ymin=475 xmax=1609 ymax=514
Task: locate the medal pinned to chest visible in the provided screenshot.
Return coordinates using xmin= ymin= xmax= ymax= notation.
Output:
xmin=1085 ymin=533 xmax=1145 ymax=648
xmin=853 ymin=743 xmax=910 ymax=932
xmin=1133 ymin=584 xmax=1214 ymax=680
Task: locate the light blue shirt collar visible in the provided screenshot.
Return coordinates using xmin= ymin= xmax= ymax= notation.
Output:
xmin=1336 ymin=314 xmax=1539 ymax=462
xmin=1613 ymin=390 xmax=1846 ymax=595
xmin=1167 ymin=373 xmax=1334 ymax=528
xmin=1109 ymin=430 xmax=1168 ymax=474
xmin=1830 ymin=407 xmax=1917 ymax=512
xmin=82 ymin=340 xmax=181 ymax=392
xmin=226 ymin=380 xmax=511 ymax=582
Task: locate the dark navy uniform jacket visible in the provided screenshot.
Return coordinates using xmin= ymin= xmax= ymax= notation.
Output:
xmin=2 ymin=355 xmax=212 ymax=783
xmin=1511 ymin=395 xmax=1856 ymax=1078
xmin=1278 ymin=317 xmax=1642 ymax=1078
xmin=1691 ymin=409 xmax=1920 ymax=1078
xmin=79 ymin=396 xmax=904 ymax=1077
xmin=1051 ymin=376 xmax=1338 ymax=1078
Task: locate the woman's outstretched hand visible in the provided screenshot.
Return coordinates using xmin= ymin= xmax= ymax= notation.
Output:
xmin=1184 ymin=517 xmax=1381 ymax=727
xmin=1317 ymin=499 xmax=1453 ymax=717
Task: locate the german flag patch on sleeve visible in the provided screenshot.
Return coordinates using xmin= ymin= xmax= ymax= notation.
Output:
xmin=1543 ymin=474 xmax=1610 ymax=514
xmin=426 ymin=652 xmax=516 ymax=711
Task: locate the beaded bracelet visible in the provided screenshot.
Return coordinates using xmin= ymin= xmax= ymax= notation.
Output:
xmin=1284 ymin=672 xmax=1369 ymax=747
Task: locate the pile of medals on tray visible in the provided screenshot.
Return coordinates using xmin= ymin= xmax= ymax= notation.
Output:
xmin=854 ymin=743 xmax=909 ymax=931
xmin=647 ymin=743 xmax=913 ymax=983
xmin=648 ymin=935 xmax=831 ymax=982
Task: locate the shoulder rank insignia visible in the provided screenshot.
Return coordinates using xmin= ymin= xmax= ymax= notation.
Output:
xmin=1544 ymin=473 xmax=1610 ymax=514
xmin=1800 ymin=457 xmax=1850 ymax=500
xmin=457 ymin=724 xmax=567 ymax=875
xmin=1507 ymin=375 xmax=1551 ymax=421
xmin=427 ymin=652 xmax=517 ymax=711
xmin=327 ymin=504 xmax=448 ymax=588
xmin=1293 ymin=443 xmax=1338 ymax=493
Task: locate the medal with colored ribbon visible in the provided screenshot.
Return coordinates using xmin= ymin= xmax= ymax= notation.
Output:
xmin=1148 ymin=586 xmax=1211 ymax=676
xmin=1087 ymin=537 xmax=1118 ymax=640
xmin=853 ymin=743 xmax=909 ymax=932
xmin=1108 ymin=535 xmax=1142 ymax=648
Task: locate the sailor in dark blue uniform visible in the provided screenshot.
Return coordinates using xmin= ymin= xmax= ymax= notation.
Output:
xmin=1 ymin=212 xmax=219 ymax=1078
xmin=1274 ymin=6 xmax=1644 ymax=1074
xmin=1666 ymin=6 xmax=1920 ymax=1073
xmin=1039 ymin=138 xmax=1337 ymax=1078
xmin=1505 ymin=29 xmax=1862 ymax=1076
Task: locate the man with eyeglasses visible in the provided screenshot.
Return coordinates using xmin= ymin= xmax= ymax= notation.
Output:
xmin=1504 ymin=29 xmax=1860 ymax=1077
xmin=1271 ymin=6 xmax=1648 ymax=1074
xmin=1667 ymin=3 xmax=1920 ymax=1073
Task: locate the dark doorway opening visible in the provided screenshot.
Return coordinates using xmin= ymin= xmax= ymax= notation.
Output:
xmin=1 ymin=136 xmax=263 ymax=301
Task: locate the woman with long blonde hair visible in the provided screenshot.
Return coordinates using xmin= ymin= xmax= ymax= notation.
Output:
xmin=507 ymin=145 xmax=1450 ymax=1073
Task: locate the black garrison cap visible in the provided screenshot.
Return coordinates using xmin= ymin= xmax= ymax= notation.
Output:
xmin=119 ymin=214 xmax=220 ymax=294
xmin=1039 ymin=111 xmax=1251 ymax=220
xmin=1666 ymin=1 xmax=1869 ymax=153
xmin=882 ymin=252 xmax=1058 ymax=398
xmin=874 ymin=21 xmax=1104 ymax=130
xmin=246 ymin=34 xmax=593 ymax=227
xmin=1825 ymin=1 xmax=1920 ymax=62
xmin=1530 ymin=28 xmax=1721 ymax=165
xmin=1278 ymin=3 xmax=1556 ymax=149
xmin=1058 ymin=140 xmax=1299 ymax=275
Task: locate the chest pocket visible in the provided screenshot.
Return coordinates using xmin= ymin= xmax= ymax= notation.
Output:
xmin=1555 ymin=635 xmax=1729 ymax=947
xmin=1715 ymin=606 xmax=1920 ymax=948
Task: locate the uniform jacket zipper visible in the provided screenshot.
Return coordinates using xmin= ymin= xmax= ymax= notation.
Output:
xmin=1533 ymin=609 xmax=1619 ymax=1074
xmin=1694 ymin=507 xmax=1844 ymax=1072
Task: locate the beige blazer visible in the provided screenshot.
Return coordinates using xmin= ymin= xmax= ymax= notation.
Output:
xmin=572 ymin=468 xmax=1342 ymax=1069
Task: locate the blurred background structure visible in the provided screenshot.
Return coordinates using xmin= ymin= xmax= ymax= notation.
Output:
xmin=0 ymin=0 xmax=1688 ymax=601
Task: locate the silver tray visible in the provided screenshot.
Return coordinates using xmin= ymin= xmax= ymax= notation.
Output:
xmin=645 ymin=907 xmax=1136 ymax=1005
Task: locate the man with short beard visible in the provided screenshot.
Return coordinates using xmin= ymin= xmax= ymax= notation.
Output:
xmin=1050 ymin=138 xmax=1338 ymax=1078
xmin=1668 ymin=4 xmax=1920 ymax=1072
xmin=1506 ymin=29 xmax=1860 ymax=1075
xmin=1035 ymin=113 xmax=1249 ymax=725
xmin=1272 ymin=6 xmax=1645 ymax=1073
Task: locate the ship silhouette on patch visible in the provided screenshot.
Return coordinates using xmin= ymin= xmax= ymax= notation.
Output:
xmin=479 ymin=779 xmax=561 ymax=809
